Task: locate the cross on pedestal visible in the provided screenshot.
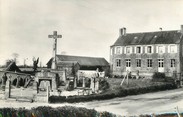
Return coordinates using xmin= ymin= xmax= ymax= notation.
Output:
xmin=48 ymin=31 xmax=62 ymax=69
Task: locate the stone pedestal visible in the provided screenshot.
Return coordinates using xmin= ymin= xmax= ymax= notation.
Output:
xmin=95 ymin=80 xmax=99 ymax=93
xmin=90 ymin=78 xmax=95 ymax=92
xmin=74 ymin=77 xmax=77 ymax=88
xmin=5 ymin=80 xmax=11 ymax=99
xmin=52 ymin=77 xmax=57 ymax=91
xmin=47 ymin=86 xmax=50 ymax=103
xmin=82 ymin=77 xmax=85 ymax=88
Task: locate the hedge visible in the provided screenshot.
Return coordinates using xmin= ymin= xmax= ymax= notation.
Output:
xmin=0 ymin=106 xmax=182 ymax=117
xmin=49 ymin=83 xmax=177 ymax=103
xmin=0 ymin=106 xmax=118 ymax=117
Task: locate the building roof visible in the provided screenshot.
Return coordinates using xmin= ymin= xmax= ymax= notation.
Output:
xmin=57 ymin=61 xmax=79 ymax=66
xmin=5 ymin=62 xmax=21 ymax=72
xmin=112 ymin=30 xmax=183 ymax=46
xmin=56 ymin=55 xmax=109 ymax=66
xmin=47 ymin=55 xmax=109 ymax=67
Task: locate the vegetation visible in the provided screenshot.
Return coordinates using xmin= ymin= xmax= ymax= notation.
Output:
xmin=49 ymin=79 xmax=176 ymax=103
xmin=0 ymin=106 xmax=118 ymax=117
xmin=152 ymin=72 xmax=166 ymax=81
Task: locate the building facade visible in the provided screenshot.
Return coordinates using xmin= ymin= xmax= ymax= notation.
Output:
xmin=110 ymin=25 xmax=183 ymax=77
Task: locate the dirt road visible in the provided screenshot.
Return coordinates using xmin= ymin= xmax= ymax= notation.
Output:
xmin=0 ymin=88 xmax=183 ymax=116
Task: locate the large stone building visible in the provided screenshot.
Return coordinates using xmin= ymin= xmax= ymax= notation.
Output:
xmin=110 ymin=25 xmax=183 ymax=77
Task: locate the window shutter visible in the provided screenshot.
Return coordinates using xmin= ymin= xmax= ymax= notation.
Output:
xmin=141 ymin=46 xmax=143 ymax=53
xmin=134 ymin=46 xmax=136 ymax=54
xmin=145 ymin=46 xmax=147 ymax=53
xmin=110 ymin=48 xmax=113 ymax=55
xmin=163 ymin=46 xmax=165 ymax=53
xmin=168 ymin=45 xmax=170 ymax=53
xmin=152 ymin=46 xmax=154 ymax=53
xmin=156 ymin=46 xmax=159 ymax=53
xmin=120 ymin=47 xmax=122 ymax=54
xmin=175 ymin=45 xmax=177 ymax=53
xmin=114 ymin=47 xmax=116 ymax=54
xmin=124 ymin=47 xmax=126 ymax=54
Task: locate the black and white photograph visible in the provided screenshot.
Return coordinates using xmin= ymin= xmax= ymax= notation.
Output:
xmin=1 ymin=0 xmax=183 ymax=116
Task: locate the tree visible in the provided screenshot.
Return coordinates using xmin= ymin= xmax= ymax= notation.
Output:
xmin=12 ymin=53 xmax=19 ymax=64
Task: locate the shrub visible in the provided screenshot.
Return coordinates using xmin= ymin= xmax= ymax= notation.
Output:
xmin=0 ymin=106 xmax=117 ymax=117
xmin=99 ymin=78 xmax=110 ymax=91
xmin=152 ymin=72 xmax=166 ymax=81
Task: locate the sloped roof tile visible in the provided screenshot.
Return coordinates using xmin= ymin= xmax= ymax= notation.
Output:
xmin=112 ymin=30 xmax=182 ymax=46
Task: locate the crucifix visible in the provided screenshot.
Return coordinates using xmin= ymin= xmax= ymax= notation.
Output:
xmin=48 ymin=31 xmax=62 ymax=69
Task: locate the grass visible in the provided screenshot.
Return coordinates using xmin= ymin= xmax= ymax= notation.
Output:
xmin=107 ymin=78 xmax=172 ymax=90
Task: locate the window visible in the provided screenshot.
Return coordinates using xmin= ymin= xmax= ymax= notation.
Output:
xmin=158 ymin=46 xmax=164 ymax=53
xmin=147 ymin=46 xmax=152 ymax=53
xmin=136 ymin=59 xmax=141 ymax=67
xmin=158 ymin=59 xmax=164 ymax=67
xmin=116 ymin=59 xmax=121 ymax=67
xmin=170 ymin=45 xmax=177 ymax=53
xmin=170 ymin=59 xmax=175 ymax=67
xmin=136 ymin=47 xmax=141 ymax=53
xmin=126 ymin=47 xmax=131 ymax=54
xmin=116 ymin=47 xmax=121 ymax=54
xmin=126 ymin=59 xmax=131 ymax=67
xmin=147 ymin=59 xmax=152 ymax=67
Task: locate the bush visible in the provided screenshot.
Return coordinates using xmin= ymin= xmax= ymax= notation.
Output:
xmin=0 ymin=106 xmax=118 ymax=117
xmin=99 ymin=78 xmax=110 ymax=91
xmin=152 ymin=72 xmax=166 ymax=81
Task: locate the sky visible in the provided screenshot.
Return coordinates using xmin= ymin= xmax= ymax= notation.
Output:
xmin=1 ymin=0 xmax=183 ymax=66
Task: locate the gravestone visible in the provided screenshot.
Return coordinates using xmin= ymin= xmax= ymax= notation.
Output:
xmin=95 ymin=79 xmax=99 ymax=93
xmin=47 ymin=86 xmax=50 ymax=103
xmin=74 ymin=77 xmax=77 ymax=88
xmin=4 ymin=80 xmax=11 ymax=99
xmin=82 ymin=77 xmax=85 ymax=88
xmin=90 ymin=78 xmax=95 ymax=92
xmin=90 ymin=77 xmax=99 ymax=93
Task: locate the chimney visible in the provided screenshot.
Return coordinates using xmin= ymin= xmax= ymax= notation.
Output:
xmin=119 ymin=28 xmax=123 ymax=36
xmin=119 ymin=27 xmax=126 ymax=36
xmin=181 ymin=25 xmax=183 ymax=34
xmin=123 ymin=27 xmax=126 ymax=36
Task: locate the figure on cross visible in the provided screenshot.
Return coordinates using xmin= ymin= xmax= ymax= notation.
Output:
xmin=48 ymin=31 xmax=62 ymax=69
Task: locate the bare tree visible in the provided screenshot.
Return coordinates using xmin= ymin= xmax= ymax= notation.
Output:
xmin=12 ymin=53 xmax=19 ymax=64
